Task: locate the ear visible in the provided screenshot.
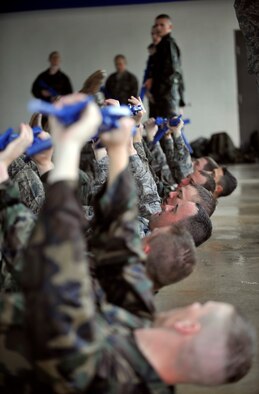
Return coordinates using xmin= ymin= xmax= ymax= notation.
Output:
xmin=215 ymin=184 xmax=223 ymax=197
xmin=173 ymin=319 xmax=201 ymax=335
xmin=143 ymin=244 xmax=151 ymax=255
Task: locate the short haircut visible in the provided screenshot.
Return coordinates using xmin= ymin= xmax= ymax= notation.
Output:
xmin=202 ymin=156 xmax=219 ymax=171
xmin=217 ymin=167 xmax=238 ymax=197
xmin=155 ymin=14 xmax=172 ymax=21
xmin=146 ymin=223 xmax=196 ymax=289
xmin=224 ymin=311 xmax=256 ymax=383
xmin=48 ymin=51 xmax=59 ymax=61
xmin=181 ymin=203 xmax=212 ymax=246
xmin=114 ymin=54 xmax=126 ymax=62
xmin=192 ymin=183 xmax=217 ymax=217
xmin=199 ymin=170 xmax=216 ymax=193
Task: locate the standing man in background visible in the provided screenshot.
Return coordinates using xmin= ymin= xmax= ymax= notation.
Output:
xmin=31 ymin=51 xmax=73 ymax=102
xmin=145 ymin=14 xmax=186 ymax=118
xmin=105 ymin=54 xmax=138 ymax=104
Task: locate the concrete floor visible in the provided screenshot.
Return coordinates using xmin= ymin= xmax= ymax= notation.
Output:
xmin=155 ymin=163 xmax=259 ymax=394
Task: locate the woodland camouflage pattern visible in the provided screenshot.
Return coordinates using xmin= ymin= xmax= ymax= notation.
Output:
xmin=0 ymin=167 xmax=174 ymax=392
xmin=0 ymin=180 xmax=35 ymax=292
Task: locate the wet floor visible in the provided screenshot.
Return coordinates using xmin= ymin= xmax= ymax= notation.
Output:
xmin=155 ymin=163 xmax=259 ymax=394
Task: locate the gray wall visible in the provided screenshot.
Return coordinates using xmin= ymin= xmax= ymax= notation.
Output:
xmin=0 ymin=0 xmax=240 ymax=145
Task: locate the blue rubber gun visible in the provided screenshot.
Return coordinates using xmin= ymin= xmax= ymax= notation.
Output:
xmin=99 ymin=105 xmax=132 ymax=133
xmin=153 ymin=115 xmax=193 ymax=153
xmin=0 ymin=126 xmax=52 ymax=157
xmin=128 ymin=104 xmax=143 ymax=116
xmin=38 ymin=80 xmax=59 ymax=98
xmin=28 ymin=99 xmax=134 ymax=150
xmin=28 ymin=97 xmax=93 ymax=127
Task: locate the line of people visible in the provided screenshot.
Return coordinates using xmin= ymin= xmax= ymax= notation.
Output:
xmin=0 ymin=86 xmax=256 ymax=392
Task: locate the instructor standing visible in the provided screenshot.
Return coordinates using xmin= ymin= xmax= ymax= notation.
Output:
xmin=31 ymin=51 xmax=73 ymax=102
xmin=146 ymin=14 xmax=185 ymax=117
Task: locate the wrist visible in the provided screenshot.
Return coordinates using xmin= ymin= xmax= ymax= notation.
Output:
xmin=37 ymin=162 xmax=55 ymax=176
xmin=0 ymin=162 xmax=9 ymax=183
xmin=48 ymin=143 xmax=80 ymax=184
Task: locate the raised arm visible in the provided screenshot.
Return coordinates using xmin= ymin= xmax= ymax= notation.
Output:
xmin=88 ymin=115 xmax=155 ymax=318
xmin=22 ymin=94 xmax=104 ymax=392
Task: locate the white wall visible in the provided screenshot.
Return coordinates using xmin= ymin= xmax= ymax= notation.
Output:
xmin=0 ymin=0 xmax=240 ymax=145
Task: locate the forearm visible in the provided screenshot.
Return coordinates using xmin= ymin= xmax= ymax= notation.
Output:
xmin=130 ymin=154 xmax=161 ymax=219
xmin=89 ymin=167 xmax=155 ymax=319
xmin=22 ymin=181 xmax=100 ymax=391
xmin=172 ymin=131 xmax=193 ymax=182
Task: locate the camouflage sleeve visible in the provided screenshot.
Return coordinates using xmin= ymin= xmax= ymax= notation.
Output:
xmin=0 ymin=180 xmax=36 ymax=292
xmin=8 ymin=157 xmax=45 ymax=215
xmin=88 ymin=166 xmax=155 ymax=319
xmin=0 ymin=292 xmax=33 ymax=383
xmin=22 ymin=181 xmax=102 ymax=392
xmin=130 ymin=153 xmax=161 ymax=219
xmin=164 ymin=134 xmax=193 ymax=184
xmin=78 ymin=157 xmax=108 ymax=206
xmin=145 ymin=140 xmax=176 ymax=186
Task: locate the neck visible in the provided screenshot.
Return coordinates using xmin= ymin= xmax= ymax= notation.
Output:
xmin=49 ymin=65 xmax=59 ymax=74
xmin=134 ymin=328 xmax=185 ymax=384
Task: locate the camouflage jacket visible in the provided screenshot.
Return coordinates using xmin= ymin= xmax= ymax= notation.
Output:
xmin=7 ymin=156 xmax=45 ymax=215
xmin=41 ymin=156 xmax=108 ymax=211
xmin=234 ymin=0 xmax=259 ymax=77
xmin=163 ymin=133 xmax=193 ymax=184
xmin=144 ymin=140 xmax=176 ymax=195
xmin=10 ymin=168 xmax=173 ymax=393
xmin=0 ymin=180 xmax=36 ymax=292
xmin=129 ymin=151 xmax=161 ymax=219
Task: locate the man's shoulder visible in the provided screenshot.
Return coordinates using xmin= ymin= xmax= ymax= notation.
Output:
xmin=35 ymin=69 xmax=50 ymax=79
xmin=125 ymin=70 xmax=138 ymax=81
xmin=106 ymin=72 xmax=117 ymax=80
xmin=57 ymin=69 xmax=70 ymax=79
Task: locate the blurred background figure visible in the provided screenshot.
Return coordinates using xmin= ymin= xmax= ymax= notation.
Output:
xmin=31 ymin=50 xmax=73 ymax=102
xmin=105 ymin=54 xmax=138 ymax=104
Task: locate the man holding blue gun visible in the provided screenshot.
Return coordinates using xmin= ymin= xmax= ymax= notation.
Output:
xmin=31 ymin=51 xmax=73 ymax=102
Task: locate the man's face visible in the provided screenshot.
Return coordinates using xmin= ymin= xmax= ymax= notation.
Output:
xmin=149 ymin=200 xmax=198 ymax=230
xmin=155 ymin=18 xmax=172 ymax=37
xmin=115 ymin=57 xmax=126 ymax=73
xmin=49 ymin=53 xmax=61 ymax=67
xmin=193 ymin=157 xmax=219 ymax=172
xmin=190 ymin=170 xmax=208 ymax=187
xmin=165 ymin=184 xmax=199 ymax=206
xmin=156 ymin=301 xmax=233 ymax=329
xmin=193 ymin=158 xmax=210 ymax=172
xmin=151 ymin=27 xmax=161 ymax=45
xmin=212 ymin=167 xmax=224 ymax=185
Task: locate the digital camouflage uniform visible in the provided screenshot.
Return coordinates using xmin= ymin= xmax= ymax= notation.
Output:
xmin=8 ymin=156 xmax=45 ymax=215
xmin=129 ymin=150 xmax=161 ymax=220
xmin=163 ymin=133 xmax=193 ymax=184
xmin=144 ymin=140 xmax=176 ymax=195
xmin=234 ymin=0 xmax=259 ymax=88
xmin=19 ymin=166 xmax=174 ymax=393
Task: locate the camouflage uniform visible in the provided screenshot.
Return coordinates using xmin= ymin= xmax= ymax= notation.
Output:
xmin=234 ymin=0 xmax=259 ymax=88
xmin=0 ymin=180 xmax=35 ymax=292
xmin=129 ymin=150 xmax=161 ymax=219
xmin=144 ymin=140 xmax=176 ymax=194
xmin=8 ymin=156 xmax=45 ymax=215
xmin=19 ymin=167 xmax=174 ymax=393
xmin=164 ymin=133 xmax=193 ymax=184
